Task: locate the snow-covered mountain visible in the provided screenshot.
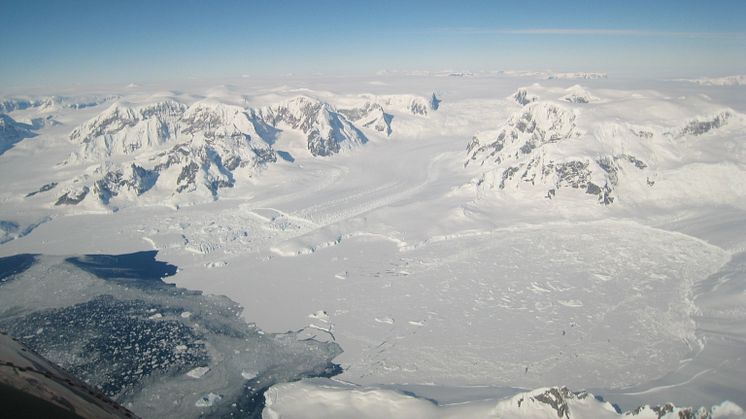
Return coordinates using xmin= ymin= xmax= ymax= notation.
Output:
xmin=676 ymin=110 xmax=732 ymax=137
xmin=501 ymin=70 xmax=608 ymax=80
xmin=547 ymin=71 xmax=608 ymax=80
xmin=6 ymin=82 xmax=742 ymax=211
xmin=69 ymin=100 xmax=188 ymax=159
xmin=466 ymin=86 xmax=745 ymax=205
xmin=678 ymin=74 xmax=746 ymax=86
xmin=0 ymin=95 xmax=116 ymax=114
xmin=511 ymin=85 xmax=597 ymax=107
xmin=511 ymin=88 xmax=540 ymax=106
xmin=491 ymin=387 xmax=726 ymax=419
xmin=43 ymin=93 xmax=439 ymax=208
xmin=263 ymin=382 xmax=744 ymax=419
xmin=338 ymin=102 xmax=393 ymax=136
xmin=58 ymin=100 xmax=278 ymax=206
xmin=369 ymin=94 xmax=437 ymax=116
xmin=561 ymin=85 xmax=597 ymax=104
xmin=256 ymin=95 xmax=367 ymax=156
xmin=466 ymin=101 xmax=623 ymax=204
xmin=0 ymin=113 xmax=36 ymax=155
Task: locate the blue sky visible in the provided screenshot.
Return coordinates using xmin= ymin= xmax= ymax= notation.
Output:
xmin=1 ymin=0 xmax=745 ymax=88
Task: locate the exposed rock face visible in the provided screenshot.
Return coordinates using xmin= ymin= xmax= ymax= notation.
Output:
xmin=337 ymin=93 xmax=438 ymax=137
xmin=55 ymin=185 xmax=90 ymax=206
xmin=0 ymin=113 xmax=36 ymax=155
xmin=25 ymin=182 xmax=58 ymax=198
xmin=512 ymin=88 xmax=540 ymax=106
xmin=60 ymin=100 xmax=278 ymax=206
xmin=372 ymin=94 xmax=434 ymax=116
xmin=176 ymin=161 xmax=200 ymax=194
xmin=339 ymin=102 xmax=393 ymax=136
xmin=492 ymin=386 xmax=738 ymax=418
xmin=678 ymin=111 xmax=731 ymax=137
xmin=561 ymin=85 xmax=597 ymax=104
xmin=94 ymin=164 xmax=159 ymax=204
xmin=430 ymin=93 xmax=442 ymax=110
xmin=257 ymin=96 xmax=368 ymax=156
xmin=467 ymin=102 xmax=580 ymax=165
xmin=52 ymin=93 xmax=437 ymax=207
xmin=493 ymin=387 xmax=606 ymax=418
xmin=69 ymin=100 xmax=188 ymax=157
xmin=626 ymin=402 xmax=740 ymax=419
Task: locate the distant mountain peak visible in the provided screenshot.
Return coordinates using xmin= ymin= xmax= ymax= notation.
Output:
xmin=466 ymin=101 xmax=648 ymax=205
xmin=0 ymin=113 xmax=36 ymax=155
xmin=257 ymin=95 xmax=367 ymax=157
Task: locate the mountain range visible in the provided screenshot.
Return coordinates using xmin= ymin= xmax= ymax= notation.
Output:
xmin=29 ymin=94 xmax=438 ymax=208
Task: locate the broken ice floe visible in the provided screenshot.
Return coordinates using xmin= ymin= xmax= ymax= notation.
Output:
xmin=0 ymin=251 xmax=342 ymax=418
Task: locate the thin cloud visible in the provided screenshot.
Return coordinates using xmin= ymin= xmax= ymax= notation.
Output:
xmin=431 ymin=27 xmax=746 ymax=39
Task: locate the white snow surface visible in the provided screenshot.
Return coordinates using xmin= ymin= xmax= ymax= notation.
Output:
xmin=2 ymin=73 xmax=746 ymax=417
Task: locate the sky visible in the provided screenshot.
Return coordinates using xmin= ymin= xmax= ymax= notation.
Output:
xmin=1 ymin=0 xmax=745 ymax=89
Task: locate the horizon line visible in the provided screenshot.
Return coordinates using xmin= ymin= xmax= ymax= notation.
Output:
xmin=427 ymin=27 xmax=746 ymax=39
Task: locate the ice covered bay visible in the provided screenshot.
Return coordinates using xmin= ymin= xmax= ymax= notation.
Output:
xmin=173 ymin=220 xmax=727 ymax=389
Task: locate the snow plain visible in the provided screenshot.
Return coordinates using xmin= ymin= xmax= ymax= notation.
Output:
xmin=1 ymin=73 xmax=746 ymax=417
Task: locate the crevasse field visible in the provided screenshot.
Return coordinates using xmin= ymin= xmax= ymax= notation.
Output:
xmin=1 ymin=73 xmax=745 ymax=418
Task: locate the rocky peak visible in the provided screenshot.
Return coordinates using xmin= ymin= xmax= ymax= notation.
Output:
xmin=338 ymin=102 xmax=393 ymax=136
xmin=466 ymin=102 xmax=653 ymax=205
xmin=492 ymin=386 xmax=738 ymax=418
xmin=374 ymin=94 xmax=433 ymax=116
xmin=0 ymin=113 xmax=36 ymax=155
xmin=467 ymin=102 xmax=579 ymax=165
xmin=512 ymin=88 xmax=540 ymax=106
xmin=677 ymin=111 xmax=732 ymax=137
xmin=257 ymin=96 xmax=367 ymax=157
xmin=180 ymin=101 xmax=262 ymax=141
xmin=69 ymin=100 xmax=187 ymax=159
xmin=562 ymin=85 xmax=597 ymax=104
